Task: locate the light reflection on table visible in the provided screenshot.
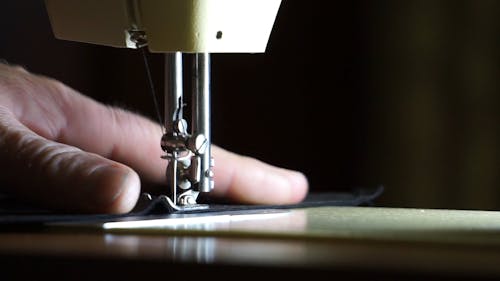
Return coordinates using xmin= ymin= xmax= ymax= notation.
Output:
xmin=2 ymin=206 xmax=500 ymax=279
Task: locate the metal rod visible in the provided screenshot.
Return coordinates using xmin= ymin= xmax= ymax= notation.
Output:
xmin=164 ymin=52 xmax=183 ymax=135
xmin=164 ymin=52 xmax=184 ymax=204
xmin=192 ymin=53 xmax=213 ymax=192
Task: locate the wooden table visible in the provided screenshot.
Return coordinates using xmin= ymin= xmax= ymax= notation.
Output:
xmin=2 ymin=206 xmax=500 ymax=280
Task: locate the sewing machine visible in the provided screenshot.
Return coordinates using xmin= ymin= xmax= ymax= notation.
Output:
xmin=44 ymin=0 xmax=283 ymax=211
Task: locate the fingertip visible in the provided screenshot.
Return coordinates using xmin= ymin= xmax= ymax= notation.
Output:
xmin=286 ymin=170 xmax=309 ymax=203
xmin=87 ymin=165 xmax=141 ymax=214
xmin=262 ymin=168 xmax=309 ymax=204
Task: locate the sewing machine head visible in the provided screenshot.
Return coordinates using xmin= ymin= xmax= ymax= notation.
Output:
xmin=45 ymin=0 xmax=282 ymax=53
xmin=44 ymin=0 xmax=282 ymax=211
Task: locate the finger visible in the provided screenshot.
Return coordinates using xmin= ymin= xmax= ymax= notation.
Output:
xmin=210 ymin=146 xmax=309 ymax=204
xmin=0 ymin=107 xmax=140 ymax=214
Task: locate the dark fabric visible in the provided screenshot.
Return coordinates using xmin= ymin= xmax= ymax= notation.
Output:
xmin=0 ymin=185 xmax=384 ymax=227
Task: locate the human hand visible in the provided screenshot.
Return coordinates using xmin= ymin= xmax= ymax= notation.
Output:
xmin=0 ymin=63 xmax=308 ymax=214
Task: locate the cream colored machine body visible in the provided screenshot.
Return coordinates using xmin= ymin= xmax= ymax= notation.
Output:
xmin=45 ymin=0 xmax=282 ymax=210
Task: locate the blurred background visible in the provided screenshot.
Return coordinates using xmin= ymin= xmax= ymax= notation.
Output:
xmin=1 ymin=1 xmax=499 ymax=210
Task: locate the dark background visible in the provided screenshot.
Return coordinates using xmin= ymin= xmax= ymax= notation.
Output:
xmin=1 ymin=1 xmax=499 ymax=210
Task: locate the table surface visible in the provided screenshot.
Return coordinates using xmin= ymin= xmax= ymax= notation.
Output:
xmin=2 ymin=206 xmax=500 ymax=280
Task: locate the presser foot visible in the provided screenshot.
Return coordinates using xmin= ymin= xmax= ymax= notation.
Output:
xmin=160 ymin=195 xmax=209 ymax=212
xmin=132 ymin=192 xmax=209 ymax=214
